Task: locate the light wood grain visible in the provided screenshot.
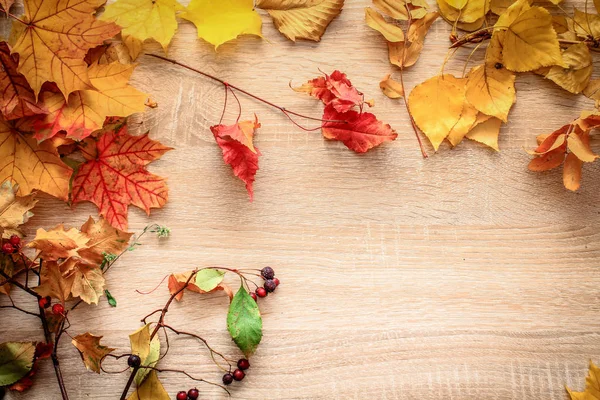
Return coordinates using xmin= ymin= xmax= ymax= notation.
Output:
xmin=2 ymin=1 xmax=600 ymax=399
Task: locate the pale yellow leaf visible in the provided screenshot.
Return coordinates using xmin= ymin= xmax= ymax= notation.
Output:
xmin=365 ymin=8 xmax=405 ymax=42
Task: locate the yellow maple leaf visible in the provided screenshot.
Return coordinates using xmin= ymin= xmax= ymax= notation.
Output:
xmin=10 ymin=0 xmax=121 ymax=99
xmin=540 ymin=43 xmax=592 ymax=94
xmin=28 ymin=224 xmax=90 ymax=261
xmin=181 ymin=0 xmax=262 ymax=49
xmin=379 ymin=74 xmax=404 ymax=98
xmin=567 ymin=360 xmax=600 ymax=399
xmin=256 ymin=0 xmax=344 ymax=42
xmin=34 ymin=62 xmax=148 ymax=141
xmin=0 ymin=181 xmax=36 ymax=239
xmin=100 ymin=0 xmax=184 ymax=53
xmin=407 ymin=74 xmax=466 ymax=150
xmin=62 ymin=258 xmax=105 ymax=305
xmin=0 ymin=117 xmax=72 ymax=200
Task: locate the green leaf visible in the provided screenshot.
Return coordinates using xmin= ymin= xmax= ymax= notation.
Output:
xmin=227 ymin=287 xmax=262 ymax=357
xmin=105 ymin=289 xmax=117 ymax=307
xmin=0 ymin=342 xmax=36 ymax=386
xmin=129 ymin=324 xmax=160 ymax=386
xmin=195 ymin=269 xmax=225 ymax=292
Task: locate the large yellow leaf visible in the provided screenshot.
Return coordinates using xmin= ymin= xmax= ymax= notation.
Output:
xmin=127 ymin=371 xmax=169 ymax=400
xmin=567 ymin=360 xmax=600 ymax=399
xmin=100 ymin=0 xmax=183 ymax=52
xmin=181 ymin=0 xmax=262 ymax=49
xmin=465 ymin=34 xmax=516 ymax=122
xmin=499 ymin=5 xmax=563 ymax=72
xmin=541 ymin=43 xmax=592 ymax=94
xmin=0 ymin=117 xmax=72 ymax=200
xmin=10 ymin=0 xmax=121 ymax=99
xmin=407 ymin=74 xmax=466 ymax=150
xmin=256 ymin=0 xmax=344 ymax=42
xmin=34 ymin=62 xmax=148 ymax=141
xmin=0 ymin=181 xmax=36 ymax=239
xmin=365 ymin=7 xmax=405 ymax=42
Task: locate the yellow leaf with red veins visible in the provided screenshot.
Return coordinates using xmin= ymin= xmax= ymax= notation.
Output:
xmin=181 ymin=0 xmax=262 ymax=49
xmin=0 ymin=43 xmax=45 ymax=120
xmin=71 ymin=121 xmax=172 ymax=230
xmin=256 ymin=0 xmax=344 ymax=42
xmin=10 ymin=0 xmax=121 ymax=99
xmin=34 ymin=63 xmax=148 ymax=141
xmin=72 ymin=333 xmax=115 ymax=374
xmin=27 ymin=224 xmax=90 ymax=261
xmin=0 ymin=117 xmax=72 ymax=200
xmin=100 ymin=0 xmax=183 ymax=52
xmin=0 ymin=181 xmax=36 ymax=239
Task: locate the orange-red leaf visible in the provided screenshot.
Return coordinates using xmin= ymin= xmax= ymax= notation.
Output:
xmin=0 ymin=42 xmax=45 ymax=120
xmin=294 ymin=70 xmax=364 ymax=112
xmin=321 ymin=104 xmax=398 ymax=153
xmin=71 ymin=121 xmax=172 ymax=230
xmin=211 ymin=117 xmax=261 ymax=201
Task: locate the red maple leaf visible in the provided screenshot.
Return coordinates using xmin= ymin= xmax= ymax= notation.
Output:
xmin=71 ymin=120 xmax=172 ymax=230
xmin=322 ymin=104 xmax=398 ymax=153
xmin=294 ymin=70 xmax=364 ymax=112
xmin=211 ymin=116 xmax=261 ymax=201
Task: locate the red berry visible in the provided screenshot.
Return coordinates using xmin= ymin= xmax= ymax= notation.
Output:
xmin=176 ymin=391 xmax=187 ymax=400
xmin=8 ymin=235 xmax=20 ymax=247
xmin=264 ymin=279 xmax=277 ymax=293
xmin=250 ymin=292 xmax=257 ymax=301
xmin=261 ymin=266 xmax=275 ymax=280
xmin=232 ymin=369 xmax=245 ymax=381
xmin=52 ymin=303 xmax=64 ymax=315
xmin=188 ymin=388 xmax=199 ymax=399
xmin=38 ymin=297 xmax=50 ymax=309
xmin=1 ymin=242 xmax=14 ymax=254
xmin=222 ymin=373 xmax=234 ymax=385
xmin=273 ymin=278 xmax=280 ymax=286
xmin=255 ymin=287 xmax=267 ymax=298
xmin=237 ymin=358 xmax=250 ymax=370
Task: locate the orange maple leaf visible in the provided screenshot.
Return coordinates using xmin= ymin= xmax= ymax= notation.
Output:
xmin=10 ymin=0 xmax=121 ymax=99
xmin=71 ymin=120 xmax=172 ymax=230
xmin=211 ymin=116 xmax=261 ymax=201
xmin=0 ymin=42 xmax=45 ymax=120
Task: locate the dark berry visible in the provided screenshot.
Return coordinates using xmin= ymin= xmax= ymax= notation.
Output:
xmin=255 ymin=287 xmax=267 ymax=298
xmin=232 ymin=369 xmax=245 ymax=381
xmin=52 ymin=303 xmax=64 ymax=315
xmin=38 ymin=296 xmax=51 ymax=309
xmin=1 ymin=242 xmax=14 ymax=254
xmin=187 ymin=388 xmax=199 ymax=399
xmin=127 ymin=354 xmax=141 ymax=368
xmin=261 ymin=266 xmax=275 ymax=280
xmin=273 ymin=278 xmax=280 ymax=287
xmin=222 ymin=373 xmax=234 ymax=385
xmin=237 ymin=358 xmax=250 ymax=370
xmin=250 ymin=292 xmax=257 ymax=301
xmin=264 ymin=279 xmax=277 ymax=293
xmin=495 ymin=62 xmax=503 ymax=69
xmin=8 ymin=235 xmax=20 ymax=247
xmin=176 ymin=391 xmax=188 ymax=400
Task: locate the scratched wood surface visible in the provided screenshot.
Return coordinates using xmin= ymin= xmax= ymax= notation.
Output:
xmin=3 ymin=1 xmax=600 ymax=399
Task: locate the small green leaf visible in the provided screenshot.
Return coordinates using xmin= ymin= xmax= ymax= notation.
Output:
xmin=0 ymin=342 xmax=36 ymax=386
xmin=129 ymin=324 xmax=160 ymax=385
xmin=105 ymin=289 xmax=117 ymax=307
xmin=227 ymin=287 xmax=262 ymax=357
xmin=195 ymin=269 xmax=225 ymax=292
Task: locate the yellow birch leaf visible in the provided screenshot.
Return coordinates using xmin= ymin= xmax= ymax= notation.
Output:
xmin=256 ymin=0 xmax=344 ymax=42
xmin=127 ymin=371 xmax=170 ymax=400
xmin=379 ymin=74 xmax=404 ymax=98
xmin=541 ymin=43 xmax=592 ymax=94
xmin=407 ymin=74 xmax=466 ymax=150
xmin=100 ymin=0 xmax=184 ymax=52
xmin=567 ymin=360 xmax=600 ymax=399
xmin=123 ymin=35 xmax=144 ymax=60
xmin=373 ymin=0 xmax=410 ymax=19
xmin=181 ymin=0 xmax=262 ymax=49
xmin=0 ymin=181 xmax=36 ymax=239
xmin=563 ymin=152 xmax=583 ymax=191
xmin=567 ymin=133 xmax=598 ymax=162
xmin=466 ymin=116 xmax=502 ymax=150
xmin=446 ymin=0 xmax=468 ymax=10
xmin=10 ymin=0 xmax=121 ymax=99
xmin=365 ymin=8 xmax=405 ymax=42
xmin=490 ymin=0 xmax=514 ymax=15
xmin=500 ymin=5 xmax=563 ymax=72
xmin=571 ymin=10 xmax=600 ymax=40
xmin=446 ymin=101 xmax=479 ymax=146
xmin=552 ymin=15 xmax=568 ymax=33
xmin=437 ymin=0 xmax=486 ymax=24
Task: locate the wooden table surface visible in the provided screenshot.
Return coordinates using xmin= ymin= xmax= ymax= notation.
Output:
xmin=3 ymin=1 xmax=600 ymax=399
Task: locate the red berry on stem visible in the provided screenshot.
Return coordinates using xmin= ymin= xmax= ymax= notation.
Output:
xmin=261 ymin=266 xmax=275 ymax=280
xmin=8 ymin=235 xmax=20 ymax=247
xmin=273 ymin=277 xmax=280 ymax=286
xmin=52 ymin=303 xmax=64 ymax=315
xmin=250 ymin=292 xmax=257 ymax=301
xmin=222 ymin=373 xmax=234 ymax=385
xmin=1 ymin=242 xmax=14 ymax=254
xmin=188 ymin=388 xmax=199 ymax=399
xmin=255 ymin=287 xmax=267 ymax=298
xmin=264 ymin=279 xmax=277 ymax=293
xmin=232 ymin=369 xmax=245 ymax=381
xmin=176 ymin=391 xmax=187 ymax=400
xmin=38 ymin=297 xmax=50 ymax=309
xmin=237 ymin=358 xmax=250 ymax=370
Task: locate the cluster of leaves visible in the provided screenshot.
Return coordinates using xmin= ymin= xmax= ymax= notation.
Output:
xmin=100 ymin=0 xmax=345 ymax=56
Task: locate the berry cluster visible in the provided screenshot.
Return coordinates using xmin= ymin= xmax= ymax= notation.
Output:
xmin=222 ymin=358 xmax=250 ymax=386
xmin=176 ymin=388 xmax=200 ymax=400
xmin=1 ymin=235 xmax=21 ymax=255
xmin=38 ymin=295 xmax=65 ymax=316
xmin=250 ymin=266 xmax=280 ymax=301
